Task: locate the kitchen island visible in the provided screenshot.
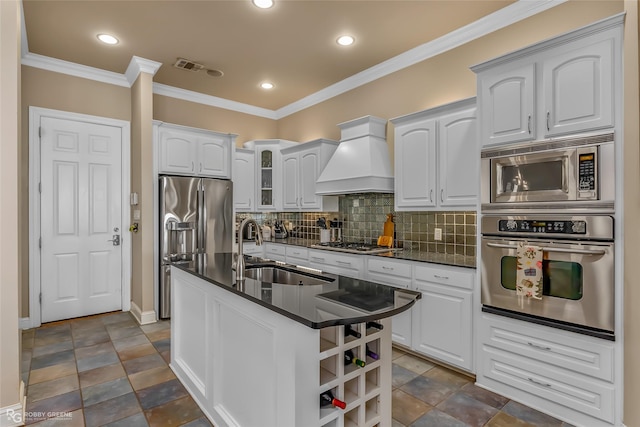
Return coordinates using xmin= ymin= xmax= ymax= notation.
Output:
xmin=170 ymin=253 xmax=420 ymax=427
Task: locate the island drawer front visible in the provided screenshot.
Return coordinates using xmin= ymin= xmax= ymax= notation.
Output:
xmin=414 ymin=264 xmax=474 ymax=290
xmin=366 ymin=258 xmax=412 ymax=288
xmin=481 ymin=345 xmax=615 ymax=423
xmin=480 ymin=314 xmax=614 ymax=382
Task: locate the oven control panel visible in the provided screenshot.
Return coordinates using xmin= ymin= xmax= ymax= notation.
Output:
xmin=499 ymin=219 xmax=587 ymax=234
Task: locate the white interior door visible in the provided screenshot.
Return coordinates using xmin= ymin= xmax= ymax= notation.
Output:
xmin=40 ymin=116 xmax=123 ymax=323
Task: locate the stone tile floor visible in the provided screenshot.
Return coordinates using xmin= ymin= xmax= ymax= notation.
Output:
xmin=21 ymin=311 xmax=572 ymax=426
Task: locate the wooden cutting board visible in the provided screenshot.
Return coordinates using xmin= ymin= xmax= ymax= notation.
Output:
xmin=383 ymin=214 xmax=394 ymax=237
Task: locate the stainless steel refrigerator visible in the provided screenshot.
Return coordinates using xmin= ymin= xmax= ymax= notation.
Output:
xmin=159 ymin=176 xmax=233 ymax=319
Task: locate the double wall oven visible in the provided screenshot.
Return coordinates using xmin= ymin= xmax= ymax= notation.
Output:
xmin=480 ymin=133 xmax=616 ymax=340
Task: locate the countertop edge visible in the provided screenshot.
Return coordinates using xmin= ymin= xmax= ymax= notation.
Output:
xmin=172 ymin=263 xmax=421 ymax=329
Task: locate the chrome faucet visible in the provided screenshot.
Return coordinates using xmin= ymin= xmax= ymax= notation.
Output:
xmin=235 ymin=218 xmax=263 ymax=281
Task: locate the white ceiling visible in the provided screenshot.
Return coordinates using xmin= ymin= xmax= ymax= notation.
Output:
xmin=23 ymin=1 xmax=550 ymax=115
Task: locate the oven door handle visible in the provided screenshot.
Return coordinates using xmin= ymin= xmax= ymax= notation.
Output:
xmin=485 ymin=242 xmax=606 ymax=256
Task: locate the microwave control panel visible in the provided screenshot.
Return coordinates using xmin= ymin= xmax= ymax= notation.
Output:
xmin=499 ymin=219 xmax=587 ymax=235
xmin=577 ymin=148 xmax=597 ymax=199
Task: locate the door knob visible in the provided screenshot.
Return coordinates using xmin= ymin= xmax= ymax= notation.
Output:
xmin=108 ymin=235 xmax=121 ymax=246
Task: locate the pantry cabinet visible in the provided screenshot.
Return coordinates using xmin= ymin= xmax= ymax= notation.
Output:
xmin=156 ymin=122 xmax=233 ymax=178
xmin=233 ymin=148 xmax=255 ymax=212
xmin=244 ymin=139 xmax=298 ymax=211
xmin=281 ymin=139 xmax=339 ymax=212
xmin=473 ymin=16 xmax=620 ymax=147
xmin=391 ymin=97 xmax=477 ymax=211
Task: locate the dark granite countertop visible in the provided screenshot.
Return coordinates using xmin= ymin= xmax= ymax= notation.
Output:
xmin=173 ymin=253 xmax=421 ymax=329
xmin=250 ymin=237 xmax=476 ymax=269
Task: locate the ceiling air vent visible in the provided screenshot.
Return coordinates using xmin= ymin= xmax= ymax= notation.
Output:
xmin=173 ymin=58 xmax=205 ymax=72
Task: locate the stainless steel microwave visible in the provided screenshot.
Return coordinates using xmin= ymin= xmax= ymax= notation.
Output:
xmin=481 ymin=133 xmax=615 ymax=211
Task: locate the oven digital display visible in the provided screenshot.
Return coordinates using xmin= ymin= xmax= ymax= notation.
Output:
xmin=498 ymin=220 xmax=587 ymax=234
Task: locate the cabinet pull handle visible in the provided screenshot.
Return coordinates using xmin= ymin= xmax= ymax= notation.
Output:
xmin=528 ymin=377 xmax=552 ymax=388
xmin=434 ymin=274 xmax=449 ymax=280
xmin=382 ymin=266 xmax=394 ymax=271
xmin=441 ymin=189 xmax=444 ymax=203
xmin=527 ymin=115 xmax=531 ymax=134
xmin=311 ymin=256 xmax=325 ymax=262
xmin=191 ymin=161 xmax=194 ymax=171
xmin=527 ymin=342 xmax=551 ymax=351
xmin=199 ymin=163 xmax=202 ymax=172
xmin=336 ymin=260 xmax=350 ymax=266
xmin=429 ymin=189 xmax=433 ymax=203
xmin=546 ymin=111 xmax=550 ymax=131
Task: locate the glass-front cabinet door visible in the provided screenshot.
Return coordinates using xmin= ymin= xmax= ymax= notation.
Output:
xmin=259 ymin=149 xmax=274 ymax=209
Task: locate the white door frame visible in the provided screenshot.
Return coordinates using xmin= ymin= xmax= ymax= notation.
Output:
xmin=29 ymin=106 xmax=131 ymax=328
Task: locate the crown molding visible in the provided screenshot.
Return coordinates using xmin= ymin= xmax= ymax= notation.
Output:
xmin=21 ymin=52 xmax=130 ymax=87
xmin=125 ymin=56 xmax=163 ymax=86
xmin=19 ymin=0 xmax=565 ymax=119
xmin=274 ymin=0 xmax=567 ymax=119
xmin=153 ymin=83 xmax=278 ymax=120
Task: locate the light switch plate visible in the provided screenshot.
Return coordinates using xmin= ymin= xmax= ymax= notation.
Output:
xmin=434 ymin=228 xmax=442 ymax=241
xmin=133 ymin=210 xmax=141 ymax=220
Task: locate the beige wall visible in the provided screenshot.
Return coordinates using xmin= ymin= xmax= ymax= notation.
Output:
xmin=1 ymin=0 xmax=22 ymax=411
xmin=277 ymin=0 xmax=623 ymax=149
xmin=154 ymin=95 xmax=278 ymax=146
xmin=623 ymin=1 xmax=640 ymax=425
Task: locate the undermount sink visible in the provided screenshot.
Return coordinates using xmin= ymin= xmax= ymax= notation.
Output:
xmin=244 ymin=266 xmax=335 ymax=286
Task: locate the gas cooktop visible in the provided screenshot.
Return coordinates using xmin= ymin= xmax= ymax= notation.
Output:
xmin=310 ymin=241 xmax=401 ymax=254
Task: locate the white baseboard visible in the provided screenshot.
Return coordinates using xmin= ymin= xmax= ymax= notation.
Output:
xmin=130 ymin=301 xmax=157 ymax=325
xmin=0 ymin=381 xmax=25 ymax=427
xmin=19 ymin=318 xmax=31 ymax=330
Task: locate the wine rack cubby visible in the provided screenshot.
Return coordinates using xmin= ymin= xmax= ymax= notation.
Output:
xmin=318 ymin=318 xmax=392 ymax=427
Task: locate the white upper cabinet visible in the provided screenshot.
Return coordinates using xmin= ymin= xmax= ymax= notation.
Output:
xmin=245 ymin=139 xmax=298 ymax=211
xmin=233 ymin=148 xmax=255 ymax=212
xmin=391 ymin=98 xmax=477 ymax=211
xmin=542 ymin=37 xmax=614 ymax=137
xmin=281 ymin=139 xmax=339 ymax=212
xmin=156 ymin=122 xmax=233 ymax=178
xmin=478 ymin=63 xmax=536 ymax=146
xmin=473 ymin=18 xmax=620 ymax=148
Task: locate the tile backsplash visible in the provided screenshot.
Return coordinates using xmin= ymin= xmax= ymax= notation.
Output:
xmin=236 ymin=193 xmax=476 ymax=257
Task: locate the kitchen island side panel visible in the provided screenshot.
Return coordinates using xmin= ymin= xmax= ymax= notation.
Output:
xmin=170 ymin=266 xmax=394 ymax=427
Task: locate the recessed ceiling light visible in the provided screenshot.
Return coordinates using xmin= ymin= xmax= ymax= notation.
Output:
xmin=252 ymin=0 xmax=274 ymax=9
xmin=97 ymin=34 xmax=119 ymax=45
xmin=337 ymin=35 xmax=355 ymax=46
xmin=260 ymin=82 xmax=274 ymax=90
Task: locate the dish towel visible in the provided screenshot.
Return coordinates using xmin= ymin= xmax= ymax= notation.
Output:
xmin=516 ymin=242 xmax=543 ymax=304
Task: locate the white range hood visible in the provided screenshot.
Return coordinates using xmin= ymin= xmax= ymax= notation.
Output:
xmin=315 ymin=116 xmax=394 ymax=195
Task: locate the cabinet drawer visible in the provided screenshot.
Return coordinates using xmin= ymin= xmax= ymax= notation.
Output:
xmin=414 ymin=264 xmax=474 ymax=290
xmin=366 ymin=258 xmax=412 ymax=288
xmin=480 ymin=314 xmax=614 ymax=382
xmin=264 ymin=243 xmax=286 ymax=261
xmin=482 ymin=345 xmax=614 ymax=423
xmin=285 ymin=246 xmax=309 ymax=264
xmin=308 ymin=250 xmax=363 ymax=278
xmin=241 ymin=242 xmax=263 ymax=256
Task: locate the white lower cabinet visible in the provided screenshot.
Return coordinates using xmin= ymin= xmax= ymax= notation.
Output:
xmin=365 ymin=258 xmax=413 ymax=348
xmin=263 ymin=242 xmax=286 ymax=262
xmin=412 ymin=264 xmax=474 ymax=372
xmin=477 ymin=313 xmax=616 ymax=426
xmin=239 ymin=241 xmax=263 ymax=257
xmin=308 ymin=249 xmax=364 ymax=279
xmin=285 ymin=246 xmax=309 ymax=266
